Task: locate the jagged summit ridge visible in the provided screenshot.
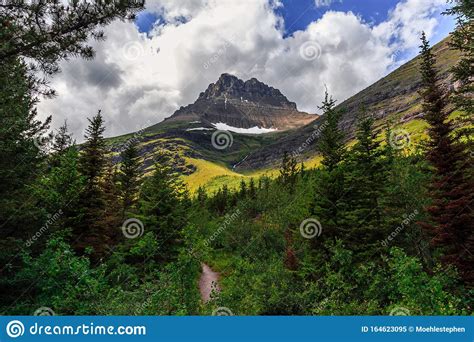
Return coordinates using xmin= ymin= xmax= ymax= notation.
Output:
xmin=198 ymin=73 xmax=297 ymax=110
xmin=166 ymin=73 xmax=316 ymax=131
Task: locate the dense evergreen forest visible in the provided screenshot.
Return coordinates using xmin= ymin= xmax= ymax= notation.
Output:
xmin=0 ymin=1 xmax=472 ymax=315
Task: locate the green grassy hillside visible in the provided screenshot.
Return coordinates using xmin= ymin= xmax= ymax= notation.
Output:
xmin=235 ymin=36 xmax=460 ymax=171
xmin=105 ymin=36 xmax=463 ymax=192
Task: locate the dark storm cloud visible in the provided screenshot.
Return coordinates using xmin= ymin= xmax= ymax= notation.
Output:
xmin=63 ymin=58 xmax=123 ymax=91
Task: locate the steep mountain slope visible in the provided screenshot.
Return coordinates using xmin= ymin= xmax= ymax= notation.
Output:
xmin=107 ymin=119 xmax=283 ymax=192
xmin=164 ymin=73 xmax=316 ymax=131
xmin=107 ymin=74 xmax=316 ymax=192
xmin=107 ymin=36 xmax=459 ymax=191
xmin=235 ymin=36 xmax=460 ymax=171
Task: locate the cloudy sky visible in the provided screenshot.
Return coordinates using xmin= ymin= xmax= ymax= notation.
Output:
xmin=37 ymin=0 xmax=455 ymax=140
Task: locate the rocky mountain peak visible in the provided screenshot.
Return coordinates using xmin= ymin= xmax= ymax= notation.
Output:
xmin=166 ymin=73 xmax=316 ymax=131
xmin=198 ymin=73 xmax=297 ymax=109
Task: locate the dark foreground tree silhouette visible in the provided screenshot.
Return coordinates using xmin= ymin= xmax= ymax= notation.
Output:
xmin=0 ymin=59 xmax=51 ymax=238
xmin=417 ymin=32 xmax=473 ymax=285
xmin=138 ymin=152 xmax=189 ymax=262
xmin=118 ymin=140 xmax=141 ymax=217
xmin=76 ymin=111 xmax=109 ymax=258
xmin=0 ymin=1 xmax=144 ymax=80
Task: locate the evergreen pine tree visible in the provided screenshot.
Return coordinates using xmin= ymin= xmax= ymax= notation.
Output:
xmin=417 ymin=33 xmax=473 ymax=284
xmin=1 ymin=1 xmax=144 ymax=89
xmin=312 ymin=92 xmax=346 ymax=241
xmin=220 ymin=185 xmax=230 ymax=212
xmin=49 ymin=120 xmax=74 ymax=167
xmin=210 ymin=184 xmax=231 ymax=214
xmin=196 ymin=186 xmax=208 ymax=206
xmin=79 ymin=111 xmax=107 ymax=186
xmin=279 ymin=151 xmax=299 ymax=191
xmin=75 ymin=111 xmax=109 ymax=258
xmin=239 ymin=179 xmax=247 ymax=199
xmin=341 ymin=115 xmax=391 ymax=258
xmin=52 ymin=120 xmax=74 ymax=154
xmin=0 ymin=59 xmax=50 ymax=239
xmin=317 ymin=91 xmax=345 ymax=171
xmin=33 ymin=145 xmax=85 ymax=231
xmin=248 ymin=178 xmax=257 ymax=200
xmin=138 ymin=153 xmax=188 ymax=261
xmin=445 ymin=0 xmax=473 ymax=201
xmin=300 ymin=162 xmax=306 ymax=177
xmin=118 ymin=140 xmax=140 ymax=217
xmin=101 ymin=164 xmax=122 ymax=245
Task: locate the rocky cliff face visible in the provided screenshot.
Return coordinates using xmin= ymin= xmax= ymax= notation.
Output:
xmin=198 ymin=73 xmax=297 ymax=109
xmin=165 ymin=73 xmax=316 ymax=130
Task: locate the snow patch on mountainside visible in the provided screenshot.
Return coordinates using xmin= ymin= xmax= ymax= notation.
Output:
xmin=212 ymin=122 xmax=277 ymax=134
xmin=186 ymin=127 xmax=213 ymax=131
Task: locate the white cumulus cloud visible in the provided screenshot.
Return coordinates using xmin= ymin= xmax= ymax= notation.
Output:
xmin=37 ymin=0 xmax=452 ymax=140
xmin=315 ymin=0 xmax=342 ymax=8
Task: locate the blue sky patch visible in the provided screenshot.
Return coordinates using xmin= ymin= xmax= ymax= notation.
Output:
xmin=135 ymin=11 xmax=160 ymax=33
xmin=275 ymin=0 xmax=400 ymax=36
